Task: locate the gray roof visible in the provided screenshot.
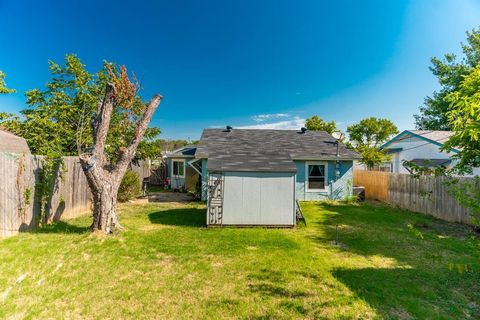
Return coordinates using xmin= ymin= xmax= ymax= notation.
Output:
xmin=410 ymin=158 xmax=451 ymax=167
xmin=207 ymin=152 xmax=296 ymax=173
xmin=0 ymin=129 xmax=31 ymax=154
xmin=196 ymin=128 xmax=360 ymax=173
xmin=408 ymin=130 xmax=454 ymax=145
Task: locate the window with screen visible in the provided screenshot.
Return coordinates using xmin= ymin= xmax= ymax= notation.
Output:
xmin=307 ymin=164 xmax=326 ymax=190
xmin=173 ymin=160 xmax=185 ymax=176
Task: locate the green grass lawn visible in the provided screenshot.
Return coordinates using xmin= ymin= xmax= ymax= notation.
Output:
xmin=1 ymin=201 xmax=479 ymax=319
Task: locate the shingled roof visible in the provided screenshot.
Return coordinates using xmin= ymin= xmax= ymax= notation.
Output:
xmin=407 ymin=130 xmax=454 ymax=145
xmin=196 ymin=128 xmax=360 ymax=173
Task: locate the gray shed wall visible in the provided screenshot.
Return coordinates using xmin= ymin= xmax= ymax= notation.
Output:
xmin=221 ymin=172 xmax=295 ymax=226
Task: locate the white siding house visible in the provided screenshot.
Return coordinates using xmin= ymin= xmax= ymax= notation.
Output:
xmin=380 ymin=130 xmax=480 ymax=176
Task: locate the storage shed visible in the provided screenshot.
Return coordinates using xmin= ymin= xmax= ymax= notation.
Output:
xmin=194 ymin=127 xmax=360 ymax=227
xmin=207 ymin=153 xmax=296 ymax=226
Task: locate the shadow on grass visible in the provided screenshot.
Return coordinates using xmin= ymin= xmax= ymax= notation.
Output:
xmin=148 ymin=208 xmax=206 ymax=227
xmin=303 ymin=201 xmax=480 ymax=318
xmin=332 ymin=267 xmax=479 ymax=319
xmin=306 ymin=202 xmax=477 ymax=263
xmin=32 ymin=221 xmax=90 ymax=234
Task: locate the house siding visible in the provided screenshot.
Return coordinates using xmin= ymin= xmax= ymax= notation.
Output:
xmin=201 ymin=158 xmax=354 ymax=202
xmin=385 ymin=134 xmax=480 ymax=176
xmin=294 ymin=160 xmax=353 ymax=201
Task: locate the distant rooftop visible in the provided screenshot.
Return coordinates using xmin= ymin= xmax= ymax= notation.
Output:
xmin=407 ymin=130 xmax=454 ymax=144
xmin=165 ymin=145 xmax=197 ymax=158
xmin=0 ymin=129 xmax=31 ymax=154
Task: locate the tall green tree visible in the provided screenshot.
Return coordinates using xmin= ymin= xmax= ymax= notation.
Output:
xmin=0 ymin=70 xmax=15 ymax=94
xmin=1 ymin=55 xmax=163 ymax=233
xmin=305 ymin=115 xmax=337 ymax=134
xmin=347 ymin=117 xmax=398 ymax=169
xmin=414 ymin=28 xmax=480 ymax=130
xmin=441 ymin=63 xmax=480 ymax=224
xmin=0 ymin=55 xmax=160 ymax=160
xmin=444 ymin=63 xmax=480 ymax=173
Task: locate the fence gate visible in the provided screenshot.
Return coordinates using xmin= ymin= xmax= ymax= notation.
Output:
xmin=207 ymin=174 xmax=224 ymax=225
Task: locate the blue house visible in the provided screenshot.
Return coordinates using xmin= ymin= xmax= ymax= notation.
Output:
xmin=166 ymin=127 xmax=360 ymax=226
xmin=164 ymin=145 xmax=197 ymax=191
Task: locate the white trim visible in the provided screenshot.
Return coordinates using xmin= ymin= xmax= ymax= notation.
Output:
xmin=305 ymin=161 xmax=328 ymax=192
xmin=171 ymin=158 xmax=185 ymax=178
xmin=187 ymin=158 xmax=202 ymax=176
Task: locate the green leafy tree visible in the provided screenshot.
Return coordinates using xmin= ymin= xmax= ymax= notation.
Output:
xmin=0 ymin=55 xmax=160 ymax=160
xmin=347 ymin=117 xmax=399 ymax=169
xmin=414 ymin=28 xmax=480 ymax=130
xmin=0 ymin=70 xmax=15 ymax=94
xmin=444 ymin=63 xmax=480 ymax=174
xmin=305 ymin=115 xmax=337 ymax=134
xmin=1 ymin=55 xmax=163 ymax=233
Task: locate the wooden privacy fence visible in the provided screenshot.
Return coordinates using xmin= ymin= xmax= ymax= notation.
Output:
xmin=353 ymin=170 xmax=474 ymax=224
xmin=0 ymin=152 xmax=151 ymax=236
xmin=353 ymin=170 xmax=389 ymax=202
xmin=0 ymin=153 xmax=91 ymax=236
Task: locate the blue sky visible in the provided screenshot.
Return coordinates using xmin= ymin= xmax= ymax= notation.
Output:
xmin=1 ymin=0 xmax=479 ymax=140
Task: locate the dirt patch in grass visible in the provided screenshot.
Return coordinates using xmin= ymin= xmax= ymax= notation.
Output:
xmin=412 ymin=219 xmax=478 ymax=239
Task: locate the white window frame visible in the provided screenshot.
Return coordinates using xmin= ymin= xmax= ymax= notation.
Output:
xmin=305 ymin=161 xmax=328 ymax=192
xmin=172 ymin=159 xmax=185 ymax=177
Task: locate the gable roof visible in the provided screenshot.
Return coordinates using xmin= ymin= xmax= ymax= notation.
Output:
xmin=0 ymin=129 xmax=31 ymax=154
xmin=196 ymin=128 xmax=360 ymax=173
xmin=381 ymin=130 xmax=458 ymax=152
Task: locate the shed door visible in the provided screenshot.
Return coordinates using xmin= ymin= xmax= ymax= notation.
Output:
xmin=207 ymin=174 xmax=224 ymax=225
xmin=221 ymin=172 xmax=295 ymax=226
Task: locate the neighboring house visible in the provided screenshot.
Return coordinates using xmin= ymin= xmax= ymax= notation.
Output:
xmin=0 ymin=129 xmax=31 ymax=154
xmin=164 ymin=145 xmax=198 ymax=191
xmin=178 ymin=127 xmax=360 ymax=227
xmin=379 ymin=130 xmax=480 ymax=176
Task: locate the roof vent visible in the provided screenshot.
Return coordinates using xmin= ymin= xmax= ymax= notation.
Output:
xmin=300 ymin=127 xmax=307 ymax=134
xmin=226 ymin=125 xmax=233 ymax=132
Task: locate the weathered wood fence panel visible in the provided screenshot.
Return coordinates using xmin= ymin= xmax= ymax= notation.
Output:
xmin=0 ymin=153 xmax=92 ymax=236
xmin=0 ymin=153 xmax=152 ymax=236
xmin=354 ymin=170 xmax=474 ymax=224
xmin=353 ymin=170 xmax=389 ymax=202
xmin=130 ymin=160 xmax=151 ymax=186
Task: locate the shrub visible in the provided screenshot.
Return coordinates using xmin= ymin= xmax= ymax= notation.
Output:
xmin=118 ymin=170 xmax=142 ymax=202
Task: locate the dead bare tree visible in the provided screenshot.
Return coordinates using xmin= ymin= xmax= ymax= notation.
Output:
xmin=79 ymin=66 xmax=162 ymax=233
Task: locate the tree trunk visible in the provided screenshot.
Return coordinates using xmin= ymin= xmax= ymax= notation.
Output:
xmin=90 ymin=186 xmax=120 ymax=233
xmin=79 ymin=155 xmax=123 ymax=233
